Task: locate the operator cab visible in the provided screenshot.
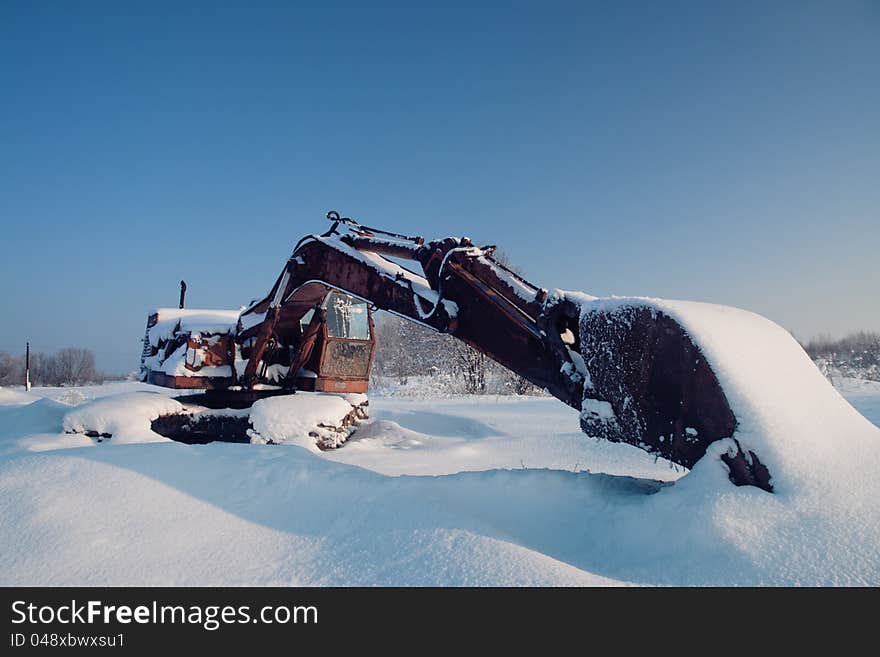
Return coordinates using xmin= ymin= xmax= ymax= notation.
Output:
xmin=286 ymin=291 xmax=375 ymax=393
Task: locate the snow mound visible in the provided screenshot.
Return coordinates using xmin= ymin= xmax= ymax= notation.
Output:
xmin=248 ymin=393 xmax=361 ymax=450
xmin=62 ymin=392 xmax=182 ymax=443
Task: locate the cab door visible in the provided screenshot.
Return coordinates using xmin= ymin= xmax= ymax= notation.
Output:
xmin=315 ymin=292 xmax=375 ymax=393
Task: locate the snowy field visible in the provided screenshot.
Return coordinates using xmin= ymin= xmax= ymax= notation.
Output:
xmin=1 ymin=374 xmax=879 ymax=586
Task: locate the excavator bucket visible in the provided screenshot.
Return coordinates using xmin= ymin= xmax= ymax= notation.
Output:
xmin=137 ymin=212 xmax=776 ymax=490
xmin=576 ymin=304 xmax=738 ymax=469
xmin=574 ymin=301 xmax=768 ymax=489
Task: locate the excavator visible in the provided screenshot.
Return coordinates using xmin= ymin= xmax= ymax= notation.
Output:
xmin=140 ymin=211 xmax=770 ymax=490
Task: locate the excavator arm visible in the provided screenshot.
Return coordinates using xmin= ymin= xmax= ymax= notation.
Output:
xmin=233 ymin=213 xmax=764 ymax=489
xmin=239 ymin=215 xmax=581 ymax=407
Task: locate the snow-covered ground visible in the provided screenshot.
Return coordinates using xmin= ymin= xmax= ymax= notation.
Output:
xmin=834 ymin=377 xmax=880 ymax=430
xmin=1 ymin=371 xmax=878 ymax=586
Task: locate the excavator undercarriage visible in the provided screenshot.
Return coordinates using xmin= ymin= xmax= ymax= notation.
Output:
xmin=140 ymin=212 xmax=770 ymax=491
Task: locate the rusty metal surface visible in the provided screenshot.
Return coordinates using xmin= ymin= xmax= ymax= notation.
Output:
xmin=578 ymin=306 xmax=738 ymax=469
xmin=145 ymin=371 xmax=235 ymax=390
xmin=186 ymin=334 xmax=233 ymax=370
xmin=320 ymin=340 xmax=372 ymax=378
xmin=314 ymin=378 xmax=369 ymax=393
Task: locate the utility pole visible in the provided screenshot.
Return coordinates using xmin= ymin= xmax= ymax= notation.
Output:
xmin=25 ymin=341 xmax=31 ymax=392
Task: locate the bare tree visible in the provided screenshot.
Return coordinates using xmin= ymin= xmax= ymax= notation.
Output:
xmin=451 ymin=342 xmax=487 ymax=394
xmin=51 ymin=348 xmax=99 ymax=385
xmin=372 ymin=312 xmax=453 ymax=384
xmin=0 ymin=352 xmax=22 ymax=386
xmin=498 ymin=363 xmax=538 ymax=395
xmin=34 ymin=351 xmax=57 ymax=386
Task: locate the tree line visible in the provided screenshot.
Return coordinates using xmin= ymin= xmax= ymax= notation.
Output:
xmin=802 ymin=331 xmax=880 ymax=383
xmin=0 ymin=348 xmax=104 ymax=387
xmin=372 ymin=319 xmax=880 ymax=395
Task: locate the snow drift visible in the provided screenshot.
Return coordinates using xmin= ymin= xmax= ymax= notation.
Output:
xmin=573 ymin=295 xmax=880 ymax=493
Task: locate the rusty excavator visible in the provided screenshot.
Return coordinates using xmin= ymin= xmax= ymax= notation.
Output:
xmin=141 ymin=211 xmax=770 ymax=491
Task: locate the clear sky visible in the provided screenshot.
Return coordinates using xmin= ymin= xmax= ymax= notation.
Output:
xmin=1 ymin=1 xmax=878 ymax=374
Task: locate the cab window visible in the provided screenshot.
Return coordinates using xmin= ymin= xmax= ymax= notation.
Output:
xmin=325 ymin=292 xmax=370 ymax=340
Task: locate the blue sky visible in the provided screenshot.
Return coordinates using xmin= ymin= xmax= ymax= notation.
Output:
xmin=1 ymin=1 xmax=877 ymax=374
